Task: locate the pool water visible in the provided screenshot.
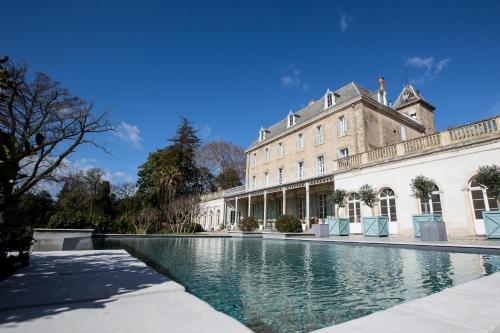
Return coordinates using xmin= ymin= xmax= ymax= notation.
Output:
xmin=94 ymin=237 xmax=500 ymax=333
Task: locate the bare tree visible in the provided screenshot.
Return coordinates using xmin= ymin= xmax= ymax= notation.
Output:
xmin=0 ymin=61 xmax=111 ymax=221
xmin=165 ymin=196 xmax=200 ymax=233
xmin=197 ymin=140 xmax=245 ymax=181
xmin=112 ymin=182 xmax=138 ymax=200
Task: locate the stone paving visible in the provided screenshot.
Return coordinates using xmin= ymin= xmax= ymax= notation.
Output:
xmin=0 ymin=250 xmax=251 ymax=333
xmin=314 ymin=272 xmax=500 ymax=333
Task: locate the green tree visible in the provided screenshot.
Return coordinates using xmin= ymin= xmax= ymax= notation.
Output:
xmin=215 ymin=167 xmax=242 ymax=189
xmin=475 ymin=165 xmax=500 ymax=205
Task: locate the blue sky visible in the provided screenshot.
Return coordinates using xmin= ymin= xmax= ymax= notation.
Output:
xmin=4 ymin=0 xmax=500 ymax=184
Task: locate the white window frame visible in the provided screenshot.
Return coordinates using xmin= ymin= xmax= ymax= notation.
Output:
xmin=252 ymin=176 xmax=256 ymax=189
xmin=264 ymin=172 xmax=269 ymax=187
xmin=297 ymin=196 xmax=305 ymax=219
xmin=315 ymin=125 xmax=324 ymax=144
xmin=401 ymin=126 xmax=407 ymax=141
xmin=316 ymin=155 xmax=325 ymax=176
xmin=469 ymin=180 xmax=499 ymax=220
xmin=297 ymin=161 xmax=305 ymax=180
xmin=419 ymin=187 xmax=442 ymax=214
xmin=264 ymin=147 xmax=270 ymax=161
xmin=287 ymin=112 xmax=296 ymax=128
xmin=259 ymin=128 xmax=266 ymax=141
xmin=278 ymin=142 xmax=284 ymax=158
xmin=252 ymin=152 xmax=257 ymax=167
xmin=379 ymin=188 xmax=397 ymax=222
xmin=277 ymin=167 xmax=283 ymax=185
xmin=339 ymin=147 xmax=349 ymax=158
xmin=324 ymin=90 xmax=335 ymax=109
xmin=318 ymin=193 xmax=327 ymax=220
xmin=338 ymin=115 xmax=347 ymax=136
xmin=297 ymin=133 xmax=304 ymax=150
xmin=348 ymin=193 xmax=361 ymax=223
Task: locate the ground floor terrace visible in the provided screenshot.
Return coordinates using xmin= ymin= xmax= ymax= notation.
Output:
xmin=223 ymin=136 xmax=500 ymax=237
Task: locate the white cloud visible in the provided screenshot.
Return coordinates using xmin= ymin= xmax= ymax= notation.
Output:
xmin=113 ymin=171 xmax=133 ymax=182
xmin=404 ymin=56 xmax=450 ymax=84
xmin=200 ymin=125 xmax=212 ymax=140
xmin=339 ymin=12 xmax=352 ymax=32
xmin=280 ymin=64 xmax=308 ymax=91
xmin=113 ymin=122 xmax=143 ymax=149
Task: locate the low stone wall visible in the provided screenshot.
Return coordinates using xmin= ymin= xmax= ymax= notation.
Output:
xmin=32 ymin=229 xmax=94 ymax=251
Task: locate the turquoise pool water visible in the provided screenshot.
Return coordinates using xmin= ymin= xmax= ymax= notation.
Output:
xmin=95 ymin=237 xmax=500 ymax=332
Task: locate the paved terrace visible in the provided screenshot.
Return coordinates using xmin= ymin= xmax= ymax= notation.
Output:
xmin=0 ymin=250 xmax=251 ymax=333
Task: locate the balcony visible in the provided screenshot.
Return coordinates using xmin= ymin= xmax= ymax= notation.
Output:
xmin=334 ymin=116 xmax=499 ymax=172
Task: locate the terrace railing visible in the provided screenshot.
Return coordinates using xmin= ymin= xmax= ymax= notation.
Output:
xmin=333 ymin=115 xmax=500 ymax=172
xmin=224 ymin=185 xmax=246 ymax=196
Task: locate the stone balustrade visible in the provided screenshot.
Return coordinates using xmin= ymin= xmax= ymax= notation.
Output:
xmin=224 ymin=185 xmax=246 ymax=196
xmin=334 ymin=115 xmax=499 ymax=171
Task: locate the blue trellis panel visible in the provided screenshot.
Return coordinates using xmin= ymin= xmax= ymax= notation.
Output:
xmin=327 ymin=217 xmax=350 ymax=236
xmin=362 ymin=216 xmax=389 ymax=237
xmin=483 ymin=211 xmax=500 ymax=239
xmin=411 ymin=214 xmax=443 ymax=237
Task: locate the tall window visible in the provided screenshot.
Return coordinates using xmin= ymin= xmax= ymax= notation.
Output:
xmin=420 ymin=185 xmax=442 ymax=214
xmin=252 ymin=176 xmax=256 ymax=189
xmin=338 ymin=116 xmax=347 ymax=136
xmin=230 ymin=211 xmax=236 ymax=224
xmin=297 ymin=196 xmax=305 ymax=219
xmin=216 ymin=209 xmax=221 ymax=225
xmin=264 ymin=147 xmax=270 ymax=161
xmin=277 ymin=199 xmax=283 ymax=216
xmin=401 ymin=126 xmax=407 ymax=141
xmin=326 ymin=92 xmax=334 ymax=108
xmin=288 ymin=112 xmax=296 ymax=127
xmin=318 ymin=194 xmax=327 ymax=219
xmin=297 ymin=161 xmax=305 ymax=180
xmin=339 ymin=147 xmax=349 ymax=158
xmin=252 ymin=152 xmax=257 ymax=167
xmin=316 ymin=155 xmax=325 ymax=176
xmin=315 ymin=125 xmax=324 ymax=144
xmin=348 ymin=193 xmax=361 ymax=223
xmin=379 ymin=188 xmax=397 ymax=222
xmin=259 ymin=128 xmax=266 ymax=141
xmin=264 ymin=172 xmax=269 ymax=187
xmin=277 ymin=167 xmax=283 ymax=184
xmin=297 ymin=133 xmax=304 ymax=150
xmin=278 ymin=142 xmax=284 ymax=157
xmin=469 ymin=179 xmax=499 ymax=219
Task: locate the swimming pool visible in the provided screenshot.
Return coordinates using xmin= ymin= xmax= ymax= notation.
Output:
xmin=94 ymin=237 xmax=500 ymax=332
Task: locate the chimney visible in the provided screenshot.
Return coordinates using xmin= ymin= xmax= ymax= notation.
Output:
xmin=378 ymin=76 xmax=385 ymax=90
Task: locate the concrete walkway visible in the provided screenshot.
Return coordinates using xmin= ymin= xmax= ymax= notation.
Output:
xmin=314 ymin=272 xmax=500 ymax=333
xmin=0 ymin=250 xmax=251 ymax=333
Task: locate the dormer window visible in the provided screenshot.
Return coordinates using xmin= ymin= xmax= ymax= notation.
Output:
xmin=324 ymin=89 xmax=336 ymax=109
xmin=287 ymin=111 xmax=297 ymax=128
xmin=259 ymin=127 xmax=267 ymax=141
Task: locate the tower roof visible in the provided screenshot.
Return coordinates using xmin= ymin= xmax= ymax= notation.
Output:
xmin=393 ymin=84 xmax=435 ymax=110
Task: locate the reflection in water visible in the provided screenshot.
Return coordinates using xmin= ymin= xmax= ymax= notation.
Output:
xmin=95 ymin=238 xmax=500 ymax=333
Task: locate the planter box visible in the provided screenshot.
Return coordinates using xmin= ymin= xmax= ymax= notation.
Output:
xmin=419 ymin=221 xmax=447 ymax=241
xmin=362 ymin=216 xmax=389 ymax=237
xmin=311 ymin=224 xmax=329 ymax=237
xmin=412 ymin=214 xmax=443 ymax=237
xmin=483 ymin=211 xmax=500 ymax=239
xmin=326 ymin=217 xmax=350 ymax=236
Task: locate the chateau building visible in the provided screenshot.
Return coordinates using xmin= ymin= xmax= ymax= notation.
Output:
xmin=199 ymin=77 xmax=500 ymax=236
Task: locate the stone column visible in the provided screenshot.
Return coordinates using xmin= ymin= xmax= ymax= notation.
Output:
xmin=282 ymin=188 xmax=286 ymax=216
xmin=235 ymin=196 xmax=239 ymax=230
xmin=305 ymin=182 xmax=310 ymax=230
xmin=263 ymin=191 xmax=268 ymax=230
xmin=222 ymin=200 xmax=227 ymax=228
xmin=248 ymin=194 xmax=252 ymax=218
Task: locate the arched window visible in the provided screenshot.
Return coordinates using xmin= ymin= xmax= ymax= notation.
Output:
xmin=420 ymin=185 xmax=442 ymax=214
xmin=348 ymin=193 xmax=361 ymax=223
xmin=216 ymin=209 xmax=221 ymax=225
xmin=379 ymin=188 xmax=397 ymax=222
xmin=209 ymin=211 xmax=214 ymax=227
xmin=469 ymin=179 xmax=499 ymax=220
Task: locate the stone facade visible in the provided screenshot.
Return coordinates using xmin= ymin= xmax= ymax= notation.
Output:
xmin=200 ymin=79 xmax=500 ymax=236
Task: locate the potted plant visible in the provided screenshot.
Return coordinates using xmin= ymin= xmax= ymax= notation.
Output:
xmin=475 ymin=165 xmax=500 ymax=238
xmin=326 ymin=189 xmax=350 ymax=236
xmin=360 ymin=184 xmax=388 ymax=237
xmin=310 ymin=216 xmax=328 ymax=237
xmin=410 ymin=176 xmax=444 ymax=238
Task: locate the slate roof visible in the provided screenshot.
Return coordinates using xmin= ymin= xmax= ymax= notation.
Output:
xmin=248 ymin=82 xmax=379 ymax=149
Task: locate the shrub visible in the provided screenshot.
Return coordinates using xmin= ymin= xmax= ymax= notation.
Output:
xmin=48 ymin=210 xmax=92 ymax=229
xmin=275 ymin=215 xmax=302 ymax=233
xmin=184 ymin=222 xmax=204 ymax=233
xmin=475 ymin=165 xmax=500 ymax=203
xmin=358 ymin=184 xmax=376 ymax=208
xmin=239 ymin=217 xmax=259 ymax=231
